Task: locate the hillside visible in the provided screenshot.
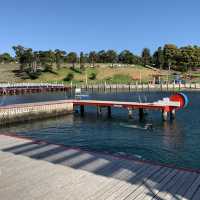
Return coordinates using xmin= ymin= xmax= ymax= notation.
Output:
xmin=0 ymin=63 xmax=167 ymax=84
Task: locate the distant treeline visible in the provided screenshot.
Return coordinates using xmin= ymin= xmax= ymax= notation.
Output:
xmin=1 ymin=44 xmax=200 ymax=72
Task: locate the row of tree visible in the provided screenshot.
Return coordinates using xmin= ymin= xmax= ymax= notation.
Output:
xmin=1 ymin=44 xmax=200 ymax=72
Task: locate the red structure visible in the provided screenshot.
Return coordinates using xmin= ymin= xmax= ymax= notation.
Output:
xmin=73 ymin=93 xmax=187 ymax=121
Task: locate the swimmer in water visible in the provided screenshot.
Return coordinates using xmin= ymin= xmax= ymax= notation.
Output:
xmin=120 ymin=123 xmax=153 ymax=130
xmin=144 ymin=123 xmax=153 ymax=130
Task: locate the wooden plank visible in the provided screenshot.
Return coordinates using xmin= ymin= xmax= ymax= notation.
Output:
xmin=163 ymin=171 xmax=192 ymax=200
xmin=142 ymin=169 xmax=179 ymax=200
xmin=0 ymin=135 xmax=29 ymax=150
xmin=192 ymin=185 xmax=200 ymax=200
xmin=43 ymin=148 xmax=81 ymax=163
xmin=89 ymin=160 xmax=146 ymax=200
xmin=183 ymin=175 xmax=200 ymax=200
xmin=92 ymin=164 xmax=160 ymax=200
xmin=0 ymin=135 xmax=199 ymax=200
xmin=105 ymin=167 xmax=168 ymax=200
xmin=114 ymin=165 xmax=162 ymax=200
xmin=130 ymin=167 xmax=173 ymax=200
xmin=170 ymin=171 xmax=198 ymax=200
xmin=153 ymin=170 xmax=186 ymax=200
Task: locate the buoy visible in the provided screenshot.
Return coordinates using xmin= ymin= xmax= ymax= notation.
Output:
xmin=170 ymin=93 xmax=189 ymax=109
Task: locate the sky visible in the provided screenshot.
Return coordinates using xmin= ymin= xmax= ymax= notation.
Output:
xmin=0 ymin=0 xmax=200 ymax=55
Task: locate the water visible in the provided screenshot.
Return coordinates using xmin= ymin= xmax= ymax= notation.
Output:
xmin=0 ymin=90 xmax=200 ymax=170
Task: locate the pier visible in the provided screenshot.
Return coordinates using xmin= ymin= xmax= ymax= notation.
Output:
xmin=0 ymin=134 xmax=199 ymax=200
xmin=0 ymin=83 xmax=69 ymax=96
xmin=73 ymin=94 xmax=184 ymax=121
xmin=79 ymin=83 xmax=200 ymax=92
xmin=0 ymin=93 xmax=187 ymax=124
xmin=1 ymin=82 xmax=200 ymax=97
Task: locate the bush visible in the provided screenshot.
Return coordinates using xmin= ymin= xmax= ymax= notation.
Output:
xmin=43 ymin=64 xmax=53 ymax=72
xmin=27 ymin=71 xmax=41 ymax=80
xmin=70 ymin=67 xmax=83 ymax=74
xmin=89 ymin=72 xmax=97 ymax=80
xmin=63 ymin=72 xmax=74 ymax=81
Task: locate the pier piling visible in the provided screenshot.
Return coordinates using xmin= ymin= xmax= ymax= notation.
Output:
xmin=162 ymin=110 xmax=168 ymax=121
xmin=139 ymin=108 xmax=144 ymax=120
xmin=97 ymin=106 xmax=102 ymax=116
xmin=128 ymin=108 xmax=133 ymax=119
xmin=170 ymin=109 xmax=176 ymax=120
xmin=80 ymin=105 xmax=85 ymax=116
xmin=107 ymin=106 xmax=111 ymax=118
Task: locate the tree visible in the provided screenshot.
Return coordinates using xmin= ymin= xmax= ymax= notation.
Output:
xmin=80 ymin=52 xmax=85 ymax=69
xmin=38 ymin=50 xmax=55 ymax=71
xmin=98 ymin=50 xmax=107 ymax=63
xmin=55 ymin=49 xmax=66 ymax=70
xmin=118 ymin=50 xmax=137 ymax=64
xmin=0 ymin=53 xmax=13 ymax=63
xmin=141 ymin=48 xmax=151 ymax=66
xmin=153 ymin=47 xmax=164 ymax=69
xmin=163 ymin=44 xmax=178 ymax=69
xmin=106 ymin=50 xmax=118 ymax=67
xmin=12 ymin=45 xmax=27 ymax=71
xmin=89 ymin=51 xmax=98 ymax=67
xmin=66 ymin=52 xmax=77 ymax=68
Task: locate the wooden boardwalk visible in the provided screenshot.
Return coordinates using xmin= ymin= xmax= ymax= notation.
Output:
xmin=0 ymin=134 xmax=200 ymax=200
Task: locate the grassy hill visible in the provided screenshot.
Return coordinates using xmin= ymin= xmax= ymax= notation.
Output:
xmin=0 ymin=63 xmax=167 ymax=84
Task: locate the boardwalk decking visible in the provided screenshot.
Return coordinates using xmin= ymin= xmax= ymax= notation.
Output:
xmin=0 ymin=134 xmax=200 ymax=200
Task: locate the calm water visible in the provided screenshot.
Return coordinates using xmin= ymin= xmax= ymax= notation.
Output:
xmin=0 ymin=90 xmax=200 ymax=170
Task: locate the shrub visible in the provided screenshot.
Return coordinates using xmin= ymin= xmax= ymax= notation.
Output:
xmin=27 ymin=71 xmax=41 ymax=80
xmin=63 ymin=72 xmax=74 ymax=81
xmin=43 ymin=64 xmax=53 ymax=72
xmin=89 ymin=72 xmax=97 ymax=80
xmin=70 ymin=67 xmax=83 ymax=74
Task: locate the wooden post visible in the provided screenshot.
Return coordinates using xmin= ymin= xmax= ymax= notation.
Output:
xmin=139 ymin=108 xmax=144 ymax=120
xmin=162 ymin=110 xmax=168 ymax=121
xmin=97 ymin=106 xmax=102 ymax=116
xmin=107 ymin=106 xmax=111 ymax=118
xmin=80 ymin=105 xmax=84 ymax=116
xmin=128 ymin=108 xmax=133 ymax=119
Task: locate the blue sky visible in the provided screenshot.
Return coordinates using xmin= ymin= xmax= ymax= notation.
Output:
xmin=0 ymin=0 xmax=200 ymax=55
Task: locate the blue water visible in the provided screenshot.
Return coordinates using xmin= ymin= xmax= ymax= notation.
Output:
xmin=0 ymin=91 xmax=200 ymax=170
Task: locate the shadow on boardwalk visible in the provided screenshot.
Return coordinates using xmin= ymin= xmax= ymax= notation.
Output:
xmin=1 ymin=135 xmax=200 ymax=200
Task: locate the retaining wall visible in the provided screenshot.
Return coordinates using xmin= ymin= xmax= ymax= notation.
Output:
xmin=0 ymin=100 xmax=73 ymax=125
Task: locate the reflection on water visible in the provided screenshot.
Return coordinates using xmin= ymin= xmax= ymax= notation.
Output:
xmin=162 ymin=121 xmax=184 ymax=149
xmin=0 ymin=91 xmax=200 ymax=170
